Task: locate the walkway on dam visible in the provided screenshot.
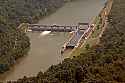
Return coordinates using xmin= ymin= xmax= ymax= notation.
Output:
xmin=27 ymin=23 xmax=89 ymax=50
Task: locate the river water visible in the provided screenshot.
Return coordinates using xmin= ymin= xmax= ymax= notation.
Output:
xmin=0 ymin=0 xmax=106 ymax=82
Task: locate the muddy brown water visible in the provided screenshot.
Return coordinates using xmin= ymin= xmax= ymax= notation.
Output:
xmin=0 ymin=0 xmax=106 ymax=82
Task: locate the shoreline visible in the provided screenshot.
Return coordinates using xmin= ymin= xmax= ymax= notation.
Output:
xmin=0 ymin=1 xmax=75 ymax=81
xmin=68 ymin=0 xmax=113 ymax=58
xmin=0 ymin=0 xmax=107 ymax=81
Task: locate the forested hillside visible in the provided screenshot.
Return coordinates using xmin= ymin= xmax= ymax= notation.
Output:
xmin=0 ymin=0 xmax=72 ymax=73
xmin=8 ymin=0 xmax=125 ymax=82
xmin=0 ymin=0 xmax=67 ymax=26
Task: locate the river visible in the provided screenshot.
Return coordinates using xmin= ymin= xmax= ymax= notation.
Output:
xmin=0 ymin=0 xmax=106 ymax=82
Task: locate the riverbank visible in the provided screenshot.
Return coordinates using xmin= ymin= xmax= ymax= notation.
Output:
xmin=9 ymin=0 xmax=125 ymax=82
xmin=0 ymin=0 xmax=106 ymax=82
xmin=69 ymin=0 xmax=113 ymax=58
xmin=0 ymin=0 xmax=75 ymax=74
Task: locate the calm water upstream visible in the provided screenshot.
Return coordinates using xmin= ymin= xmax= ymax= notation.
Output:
xmin=0 ymin=0 xmax=106 ymax=82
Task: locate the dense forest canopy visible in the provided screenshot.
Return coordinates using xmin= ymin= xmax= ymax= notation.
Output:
xmin=0 ymin=0 xmax=66 ymax=26
xmin=8 ymin=0 xmax=125 ymax=82
xmin=0 ymin=0 xmax=72 ymax=73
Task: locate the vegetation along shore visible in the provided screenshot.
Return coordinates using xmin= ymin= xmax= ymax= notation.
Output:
xmin=8 ymin=0 xmax=125 ymax=82
xmin=0 ymin=0 xmax=75 ymax=74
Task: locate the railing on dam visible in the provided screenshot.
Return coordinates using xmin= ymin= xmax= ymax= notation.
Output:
xmin=19 ymin=23 xmax=91 ymax=52
xmin=27 ymin=23 xmax=89 ymax=32
xmin=28 ymin=24 xmax=77 ymax=32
